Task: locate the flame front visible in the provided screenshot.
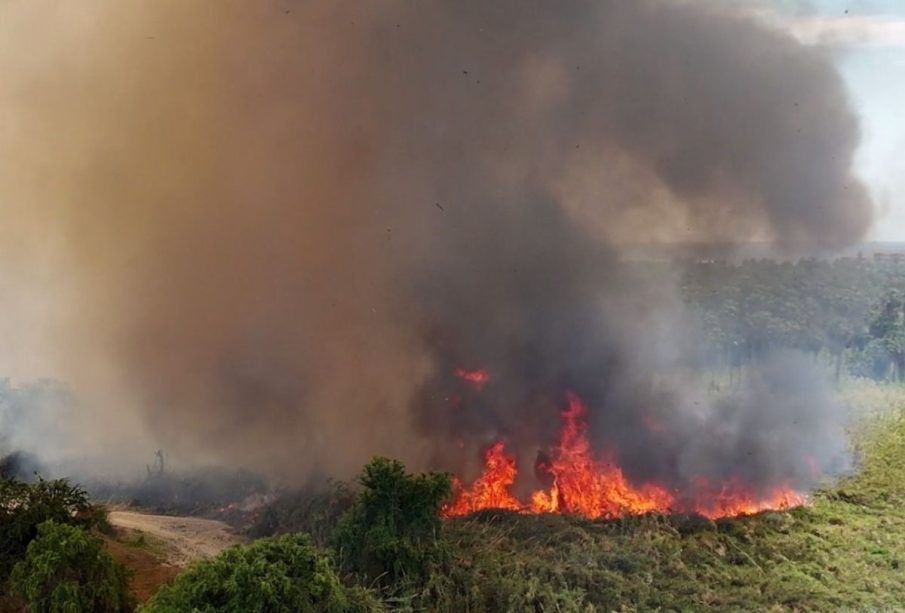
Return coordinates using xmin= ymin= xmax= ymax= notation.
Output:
xmin=443 ymin=441 xmax=522 ymax=515
xmin=527 ymin=393 xmax=675 ymax=518
xmin=444 ymin=391 xmax=807 ymax=520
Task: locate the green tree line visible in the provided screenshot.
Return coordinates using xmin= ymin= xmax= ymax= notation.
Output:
xmin=679 ymin=256 xmax=905 ymax=381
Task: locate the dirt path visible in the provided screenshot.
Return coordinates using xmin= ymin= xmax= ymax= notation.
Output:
xmin=108 ymin=510 xmax=245 ymax=567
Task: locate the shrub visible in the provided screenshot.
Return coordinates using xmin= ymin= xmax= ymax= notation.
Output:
xmin=0 ymin=477 xmax=105 ymax=583
xmin=333 ymin=457 xmax=452 ymax=593
xmin=9 ymin=520 xmax=133 ymax=613
xmin=141 ymin=533 xmax=381 ymax=613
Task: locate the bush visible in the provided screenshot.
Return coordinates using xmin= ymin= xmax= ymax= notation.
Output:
xmin=333 ymin=457 xmax=452 ymax=593
xmin=9 ymin=520 xmax=133 ymax=613
xmin=142 ymin=533 xmax=381 ymax=613
xmin=0 ymin=477 xmax=106 ymax=583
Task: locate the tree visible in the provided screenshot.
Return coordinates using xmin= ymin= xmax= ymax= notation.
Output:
xmin=869 ymin=291 xmax=905 ymax=380
xmin=0 ymin=477 xmax=105 ymax=584
xmin=680 ymin=256 xmax=901 ymax=381
xmin=9 ymin=521 xmax=132 ymax=613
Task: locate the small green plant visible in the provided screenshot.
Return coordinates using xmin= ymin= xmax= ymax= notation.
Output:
xmin=333 ymin=457 xmax=452 ymax=593
xmin=141 ymin=533 xmax=381 ymax=613
xmin=9 ymin=520 xmax=133 ymax=613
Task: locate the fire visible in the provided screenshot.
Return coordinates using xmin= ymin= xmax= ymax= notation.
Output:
xmin=688 ymin=478 xmax=805 ymax=519
xmin=454 ymin=367 xmax=491 ymax=390
xmin=527 ymin=393 xmax=675 ymax=518
xmin=443 ymin=442 xmax=522 ymax=515
xmin=443 ymin=392 xmax=808 ymax=520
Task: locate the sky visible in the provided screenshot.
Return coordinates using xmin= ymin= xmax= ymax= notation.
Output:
xmin=765 ymin=0 xmax=905 ymax=240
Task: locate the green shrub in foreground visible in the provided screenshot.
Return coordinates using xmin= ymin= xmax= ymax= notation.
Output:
xmin=9 ymin=520 xmax=133 ymax=613
xmin=141 ymin=533 xmax=381 ymax=613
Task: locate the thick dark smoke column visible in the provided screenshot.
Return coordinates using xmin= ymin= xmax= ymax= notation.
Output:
xmin=0 ymin=1 xmax=870 ymax=483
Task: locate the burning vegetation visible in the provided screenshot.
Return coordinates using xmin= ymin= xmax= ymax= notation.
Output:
xmin=442 ymin=385 xmax=806 ymax=520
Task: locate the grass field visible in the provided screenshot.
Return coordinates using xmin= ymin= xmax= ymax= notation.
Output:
xmin=419 ymin=382 xmax=905 ymax=612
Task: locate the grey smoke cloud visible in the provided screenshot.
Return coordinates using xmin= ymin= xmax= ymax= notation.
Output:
xmin=784 ymin=14 xmax=905 ymax=49
xmin=0 ymin=1 xmax=871 ymax=488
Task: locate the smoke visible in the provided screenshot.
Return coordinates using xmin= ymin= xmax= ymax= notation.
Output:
xmin=0 ymin=1 xmax=870 ymax=488
xmin=0 ymin=380 xmax=75 ymax=478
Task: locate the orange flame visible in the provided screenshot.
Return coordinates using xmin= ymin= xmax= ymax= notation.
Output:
xmin=527 ymin=393 xmax=675 ymax=518
xmin=443 ymin=441 xmax=522 ymax=515
xmin=454 ymin=367 xmax=491 ymax=390
xmin=443 ymin=392 xmax=808 ymax=520
xmin=688 ymin=477 xmax=805 ymax=519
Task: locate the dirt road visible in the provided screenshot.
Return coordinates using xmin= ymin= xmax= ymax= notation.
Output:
xmin=108 ymin=510 xmax=245 ymax=567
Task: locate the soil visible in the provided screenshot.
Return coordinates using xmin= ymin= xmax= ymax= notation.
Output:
xmin=108 ymin=510 xmax=245 ymax=567
xmin=104 ymin=510 xmax=246 ymax=604
xmin=102 ymin=536 xmax=180 ymax=603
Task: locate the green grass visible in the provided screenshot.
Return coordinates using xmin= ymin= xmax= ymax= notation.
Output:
xmin=422 ymin=381 xmax=905 ymax=612
xmin=114 ymin=528 xmax=172 ymax=560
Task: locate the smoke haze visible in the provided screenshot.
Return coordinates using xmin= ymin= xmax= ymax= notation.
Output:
xmin=0 ymin=1 xmax=871 ymax=488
